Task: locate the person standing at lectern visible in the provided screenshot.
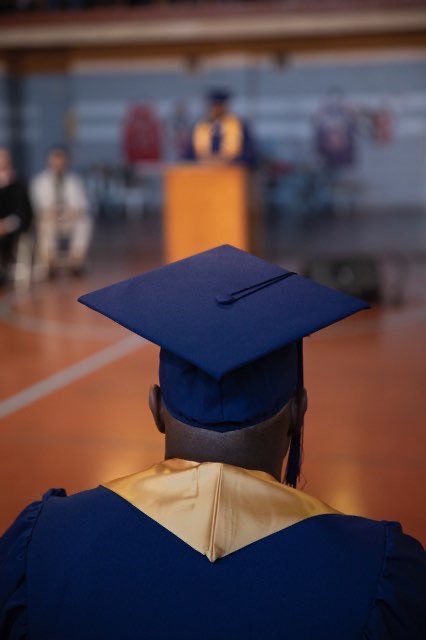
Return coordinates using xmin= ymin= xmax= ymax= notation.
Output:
xmin=186 ymin=89 xmax=256 ymax=167
xmin=185 ymin=89 xmax=259 ymax=253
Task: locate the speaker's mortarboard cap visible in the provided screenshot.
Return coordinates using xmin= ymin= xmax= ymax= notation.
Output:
xmin=207 ymin=88 xmax=232 ymax=104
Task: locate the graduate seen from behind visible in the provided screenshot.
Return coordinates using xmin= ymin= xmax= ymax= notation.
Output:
xmin=0 ymin=245 xmax=425 ymax=640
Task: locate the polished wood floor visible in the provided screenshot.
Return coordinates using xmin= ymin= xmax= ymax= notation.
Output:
xmin=0 ymin=218 xmax=425 ymax=545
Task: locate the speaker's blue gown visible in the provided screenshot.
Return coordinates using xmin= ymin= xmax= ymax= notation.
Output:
xmin=1 ymin=462 xmax=425 ymax=640
xmin=185 ymin=117 xmax=256 ymax=167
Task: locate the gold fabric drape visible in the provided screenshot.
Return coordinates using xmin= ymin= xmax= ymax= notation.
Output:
xmin=104 ymin=459 xmax=339 ymax=563
xmin=193 ymin=115 xmax=243 ymax=161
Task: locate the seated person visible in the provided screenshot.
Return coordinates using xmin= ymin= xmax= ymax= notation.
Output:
xmin=0 ymin=147 xmax=33 ymax=286
xmin=31 ymin=145 xmax=92 ymax=278
xmin=0 ymin=245 xmax=425 ymax=639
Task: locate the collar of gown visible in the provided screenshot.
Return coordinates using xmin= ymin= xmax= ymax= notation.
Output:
xmin=103 ymin=458 xmax=339 ymax=562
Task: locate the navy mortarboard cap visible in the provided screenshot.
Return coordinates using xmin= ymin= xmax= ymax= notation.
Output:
xmin=207 ymin=88 xmax=232 ymax=104
xmin=79 ymin=245 xmax=368 ymax=486
xmin=79 ymin=244 xmax=368 ymax=428
xmin=158 ymin=344 xmax=300 ymax=432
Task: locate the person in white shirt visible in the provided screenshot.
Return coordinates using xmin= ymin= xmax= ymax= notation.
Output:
xmin=31 ymin=146 xmax=92 ymax=278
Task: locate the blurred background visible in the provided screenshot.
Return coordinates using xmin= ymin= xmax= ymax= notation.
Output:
xmin=0 ymin=1 xmax=425 ymax=544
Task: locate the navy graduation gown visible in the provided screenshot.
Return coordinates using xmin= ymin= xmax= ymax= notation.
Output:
xmin=0 ymin=465 xmax=425 ymax=640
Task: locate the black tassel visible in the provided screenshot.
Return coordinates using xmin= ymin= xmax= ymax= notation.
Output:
xmin=284 ymin=427 xmax=304 ymax=488
xmin=284 ymin=340 xmax=304 ymax=488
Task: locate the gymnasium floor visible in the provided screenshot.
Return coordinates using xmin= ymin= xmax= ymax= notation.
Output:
xmin=0 ymin=217 xmax=425 ymax=545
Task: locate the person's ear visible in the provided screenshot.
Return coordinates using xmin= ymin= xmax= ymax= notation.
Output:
xmin=149 ymin=384 xmax=166 ymax=434
xmin=289 ymin=388 xmax=308 ymax=436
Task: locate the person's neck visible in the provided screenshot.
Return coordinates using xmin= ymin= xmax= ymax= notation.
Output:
xmin=165 ymin=441 xmax=284 ymax=482
xmin=162 ymin=406 xmax=292 ymax=484
xmin=167 ymin=455 xmax=282 ymax=481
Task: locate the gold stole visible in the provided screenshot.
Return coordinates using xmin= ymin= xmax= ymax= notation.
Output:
xmin=193 ymin=115 xmax=243 ymax=160
xmin=104 ymin=459 xmax=339 ymax=563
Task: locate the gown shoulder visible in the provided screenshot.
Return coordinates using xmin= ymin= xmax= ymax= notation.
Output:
xmin=0 ymin=488 xmax=66 ymax=640
xmin=363 ymin=520 xmax=426 ymax=639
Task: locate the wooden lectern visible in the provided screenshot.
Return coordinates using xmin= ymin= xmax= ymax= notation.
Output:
xmin=164 ymin=164 xmax=249 ymax=263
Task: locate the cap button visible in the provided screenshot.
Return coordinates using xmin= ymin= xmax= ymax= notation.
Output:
xmin=216 ymin=293 xmax=234 ymax=305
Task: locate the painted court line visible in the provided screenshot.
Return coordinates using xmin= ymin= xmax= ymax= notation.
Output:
xmin=2 ymin=310 xmax=126 ymax=341
xmin=0 ymin=335 xmax=145 ymax=420
xmin=0 ymin=290 xmax=122 ymax=342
